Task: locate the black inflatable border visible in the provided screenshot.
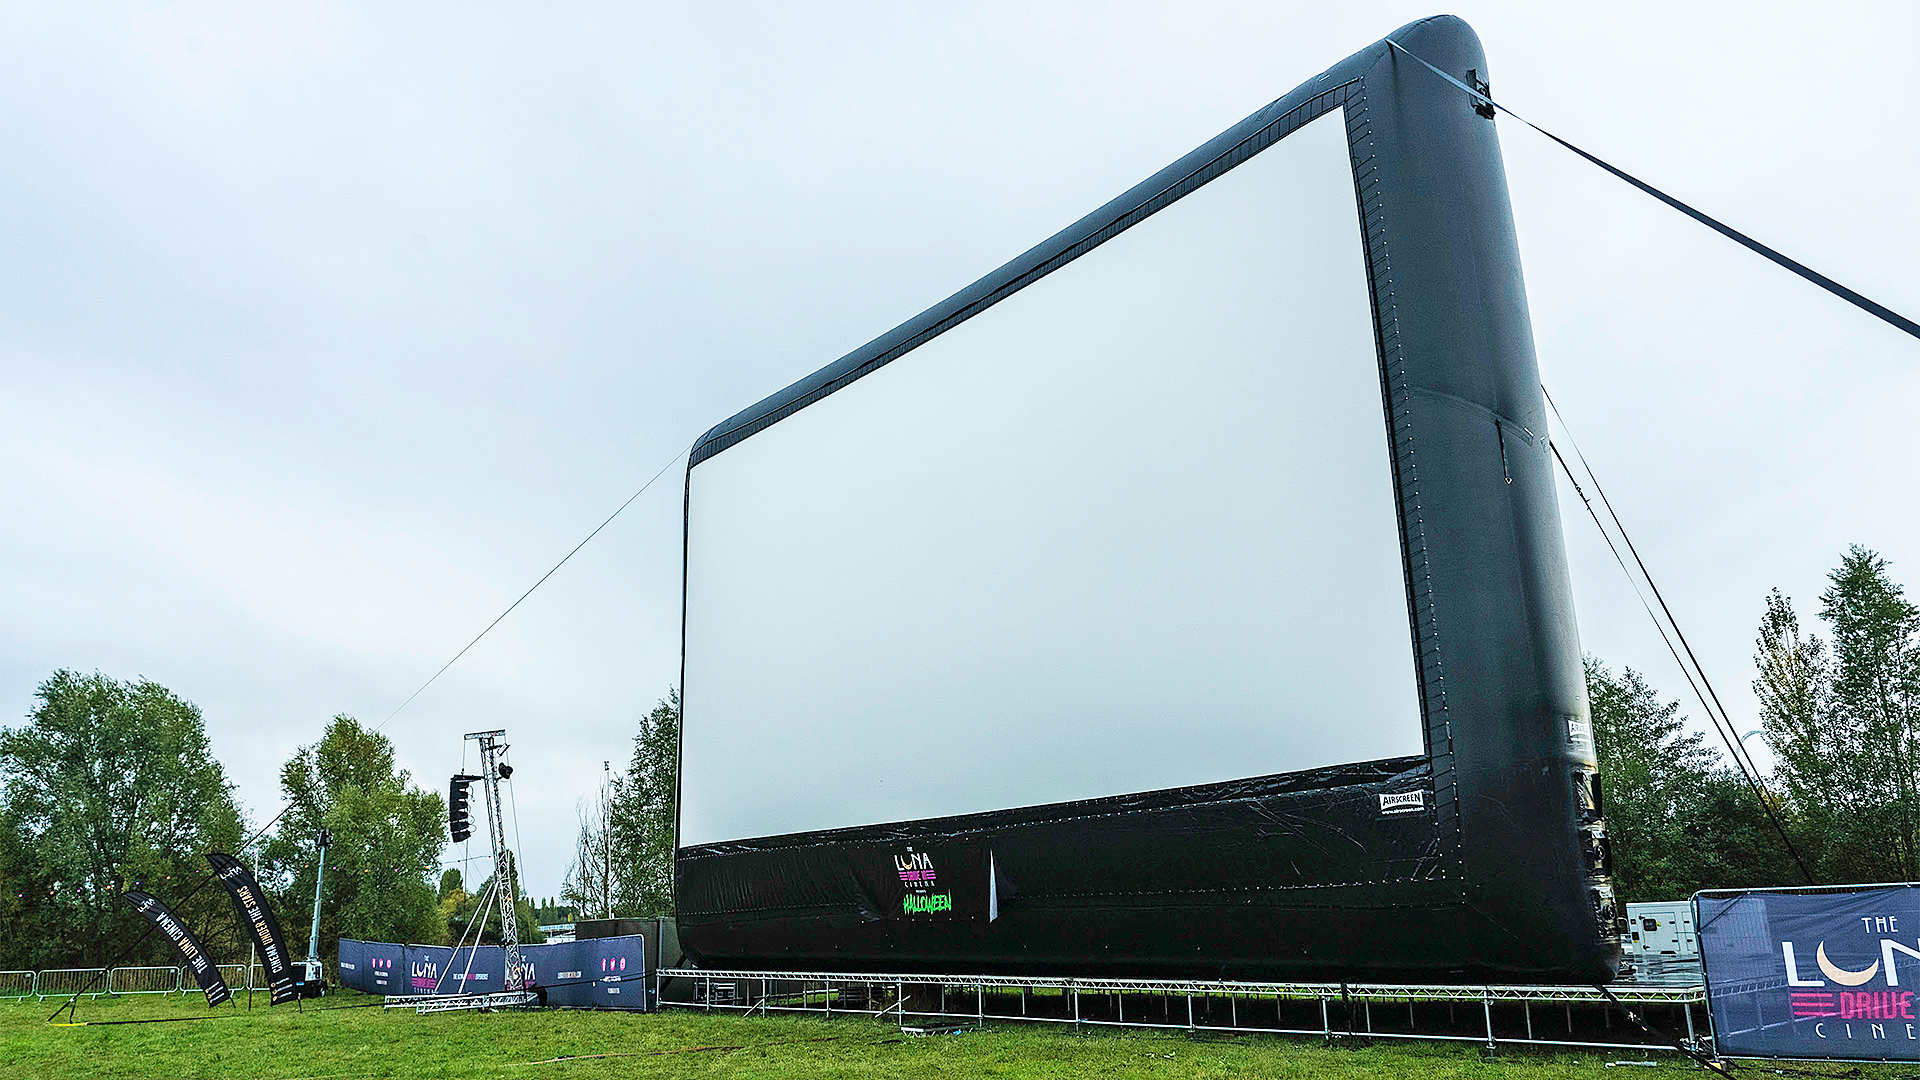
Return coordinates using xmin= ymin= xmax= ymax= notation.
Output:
xmin=677 ymin=15 xmax=1617 ymax=982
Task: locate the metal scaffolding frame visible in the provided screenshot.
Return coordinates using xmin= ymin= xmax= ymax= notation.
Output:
xmin=656 ymin=967 xmax=1709 ymax=1054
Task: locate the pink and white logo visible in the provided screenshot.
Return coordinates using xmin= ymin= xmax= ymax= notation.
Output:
xmin=896 ymin=851 xmax=937 ymax=886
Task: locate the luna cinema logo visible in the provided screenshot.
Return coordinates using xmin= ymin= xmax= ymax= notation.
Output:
xmin=893 ymin=850 xmax=952 ymax=915
xmin=896 ymin=851 xmax=937 ymax=886
xmin=1781 ymin=915 xmax=1920 ymax=1040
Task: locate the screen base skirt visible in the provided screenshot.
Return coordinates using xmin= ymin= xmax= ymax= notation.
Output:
xmin=678 ymin=757 xmax=1615 ymax=984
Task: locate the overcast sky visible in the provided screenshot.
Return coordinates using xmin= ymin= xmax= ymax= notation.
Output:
xmin=3 ymin=1 xmax=1916 ymax=899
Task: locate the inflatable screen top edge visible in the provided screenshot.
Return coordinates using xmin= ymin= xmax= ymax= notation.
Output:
xmin=676 ymin=14 xmax=1621 ymax=983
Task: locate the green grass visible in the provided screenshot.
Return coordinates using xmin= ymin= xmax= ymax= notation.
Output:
xmin=0 ymin=990 xmax=1887 ymax=1079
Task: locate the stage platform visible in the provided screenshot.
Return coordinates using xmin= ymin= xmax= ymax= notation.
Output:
xmin=656 ymin=963 xmax=1711 ymax=1055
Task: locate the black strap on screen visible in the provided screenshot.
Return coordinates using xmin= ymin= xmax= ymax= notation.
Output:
xmin=1593 ymin=985 xmax=1727 ymax=1072
xmin=1386 ymin=38 xmax=1920 ymax=344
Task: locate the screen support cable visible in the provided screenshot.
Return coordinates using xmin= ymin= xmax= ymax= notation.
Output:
xmin=1544 ymin=397 xmax=1814 ymax=885
xmin=1386 ymin=33 xmax=1831 ymax=883
xmin=1542 ymin=390 xmax=1772 ymax=791
xmin=1385 ymin=38 xmax=1920 ymax=345
xmin=375 ymin=445 xmax=690 ymax=732
xmin=48 ymin=442 xmax=692 ymax=1024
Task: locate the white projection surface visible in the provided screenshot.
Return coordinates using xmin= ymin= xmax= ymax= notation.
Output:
xmin=680 ymin=111 xmax=1420 ymax=846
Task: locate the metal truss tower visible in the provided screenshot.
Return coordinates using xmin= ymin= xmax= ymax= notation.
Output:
xmin=465 ymin=728 xmax=525 ymax=993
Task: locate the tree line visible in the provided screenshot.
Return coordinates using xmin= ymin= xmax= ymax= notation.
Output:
xmin=0 ymin=678 xmax=680 ymax=971
xmin=1593 ymin=545 xmax=1920 ymax=901
xmin=0 ymin=545 xmax=1910 ymax=966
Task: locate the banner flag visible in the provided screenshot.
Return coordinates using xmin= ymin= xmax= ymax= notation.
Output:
xmin=207 ymin=852 xmax=298 ymax=1004
xmin=123 ymin=891 xmax=231 ymax=1007
xmin=1699 ymin=883 xmax=1920 ymax=1061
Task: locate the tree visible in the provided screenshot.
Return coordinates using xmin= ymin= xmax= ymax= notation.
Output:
xmin=562 ymin=689 xmax=678 ymax=918
xmin=261 ymin=716 xmax=446 ymax=955
xmin=1587 ymin=657 xmax=1806 ymax=899
xmin=615 ymin=689 xmax=679 ymax=915
xmin=1586 ymin=658 xmax=1717 ymax=902
xmin=1754 ymin=587 xmax=1827 ymax=756
xmin=1763 ymin=548 xmax=1920 ymax=882
xmin=1671 ymin=771 xmax=1802 ymax=893
xmin=1754 ymin=587 xmax=1843 ymax=878
xmin=562 ymin=792 xmax=618 ymax=920
xmin=0 ymin=671 xmax=245 ymax=968
xmin=444 ymin=870 xmax=546 ymax=945
xmin=436 ymin=869 xmax=469 ymax=940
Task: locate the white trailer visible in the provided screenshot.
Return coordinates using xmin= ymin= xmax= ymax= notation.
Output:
xmin=1625 ymin=901 xmax=1698 ymax=959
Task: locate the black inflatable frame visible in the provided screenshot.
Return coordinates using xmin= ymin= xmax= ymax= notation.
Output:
xmin=676 ymin=16 xmax=1621 ymax=983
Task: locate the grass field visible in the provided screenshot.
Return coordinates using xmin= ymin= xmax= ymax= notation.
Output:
xmin=0 ymin=990 xmax=1895 ymax=1079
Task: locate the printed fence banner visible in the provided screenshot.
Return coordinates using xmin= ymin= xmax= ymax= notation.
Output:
xmin=531 ymin=940 xmax=594 ymax=1009
xmin=579 ymin=936 xmax=645 ymax=1008
xmin=336 ymin=935 xmax=648 ymax=1008
xmin=405 ymin=944 xmax=502 ymax=995
xmin=335 ymin=939 xmax=403 ymax=995
xmin=122 ymin=891 xmax=231 ymax=1006
xmin=1699 ymin=884 xmax=1920 ymax=1060
xmin=207 ymin=853 xmax=298 ymax=1004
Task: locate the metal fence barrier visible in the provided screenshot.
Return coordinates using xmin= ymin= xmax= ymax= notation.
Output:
xmin=0 ymin=962 xmax=320 ymax=1001
xmin=31 ymin=969 xmax=109 ymax=999
xmin=106 ymin=966 xmax=183 ymax=995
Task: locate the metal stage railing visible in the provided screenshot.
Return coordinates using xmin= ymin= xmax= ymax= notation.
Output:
xmin=655 ymin=967 xmax=1711 ymax=1055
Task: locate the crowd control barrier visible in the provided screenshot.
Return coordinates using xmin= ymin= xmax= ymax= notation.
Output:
xmin=337 ymin=935 xmax=648 ymax=1009
xmin=1700 ymin=883 xmax=1920 ymax=1062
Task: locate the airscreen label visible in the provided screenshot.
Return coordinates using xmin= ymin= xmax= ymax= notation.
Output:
xmin=1378 ymin=791 xmax=1426 ymax=814
xmin=1567 ymin=716 xmax=1594 ymax=750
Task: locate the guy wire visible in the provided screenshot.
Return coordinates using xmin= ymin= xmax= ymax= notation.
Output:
xmin=1543 ymin=394 xmax=1813 ymax=885
xmin=49 ymin=442 xmax=690 ymax=1023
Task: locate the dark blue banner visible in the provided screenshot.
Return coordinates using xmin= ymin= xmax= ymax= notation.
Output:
xmin=336 ymin=935 xmax=648 ymax=1008
xmin=1700 ymin=884 xmax=1920 ymax=1060
xmin=337 ymin=939 xmax=403 ymax=995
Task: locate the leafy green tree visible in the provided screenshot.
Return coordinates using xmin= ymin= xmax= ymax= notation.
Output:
xmin=262 ymin=716 xmax=446 ymax=954
xmin=561 ymin=787 xmax=616 ymax=920
xmin=563 ymin=689 xmax=678 ymax=918
xmin=0 ymin=671 xmax=245 ymax=968
xmin=1754 ymin=586 xmax=1843 ymax=877
xmin=435 ymin=868 xmax=469 ymax=936
xmin=531 ymin=898 xmax=574 ymax=925
xmin=1754 ymin=587 xmax=1827 ymax=755
xmin=1587 ymin=658 xmax=1717 ymax=902
xmin=1763 ymin=548 xmax=1920 ymax=881
xmin=613 ymin=689 xmax=679 ymax=915
xmin=1672 ymin=771 xmax=1803 ymax=893
xmin=444 ymin=870 xmax=545 ymax=945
